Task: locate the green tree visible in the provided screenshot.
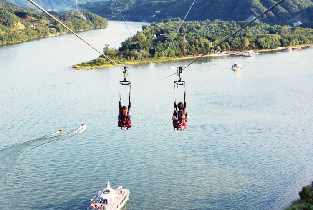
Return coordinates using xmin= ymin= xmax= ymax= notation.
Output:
xmin=133 ymin=32 xmax=147 ymax=42
xmin=242 ymin=37 xmax=250 ymax=49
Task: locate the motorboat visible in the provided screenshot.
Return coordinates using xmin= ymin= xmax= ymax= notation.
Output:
xmin=243 ymin=50 xmax=254 ymax=57
xmin=229 ymin=52 xmax=239 ymax=56
xmin=90 ymin=181 xmax=130 ymax=210
xmin=292 ymin=47 xmax=301 ymax=50
xmin=231 ymin=62 xmax=242 ymax=71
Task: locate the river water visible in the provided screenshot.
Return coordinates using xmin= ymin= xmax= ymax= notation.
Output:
xmin=1 ymin=21 xmax=313 ymax=210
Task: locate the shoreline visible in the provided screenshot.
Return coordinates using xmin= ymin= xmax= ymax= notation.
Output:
xmin=0 ymin=31 xmax=80 ymax=45
xmin=73 ymin=44 xmax=312 ymax=70
xmin=0 ymin=28 xmax=107 ymax=46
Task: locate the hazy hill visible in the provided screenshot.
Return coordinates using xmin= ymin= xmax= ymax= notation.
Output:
xmin=78 ymin=0 xmax=166 ymax=19
xmin=80 ymin=0 xmax=313 ymax=25
xmin=7 ymin=0 xmax=110 ymax=11
xmin=7 ymin=0 xmax=313 ymax=26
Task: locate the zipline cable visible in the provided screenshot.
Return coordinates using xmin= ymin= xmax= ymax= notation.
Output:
xmin=27 ymin=0 xmax=124 ymax=70
xmin=114 ymin=0 xmax=196 ymax=69
xmin=157 ymin=0 xmax=196 ymax=67
xmin=161 ymin=0 xmax=287 ymax=80
xmin=113 ymin=0 xmax=141 ymax=54
xmin=181 ymin=0 xmax=287 ymax=72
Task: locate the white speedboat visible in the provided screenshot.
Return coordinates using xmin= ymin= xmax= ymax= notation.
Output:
xmin=90 ymin=181 xmax=130 ymax=210
xmin=231 ymin=62 xmax=242 ymax=71
xmin=242 ymin=50 xmax=254 ymax=57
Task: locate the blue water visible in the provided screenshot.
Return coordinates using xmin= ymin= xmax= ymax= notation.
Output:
xmin=1 ymin=21 xmax=313 ymax=210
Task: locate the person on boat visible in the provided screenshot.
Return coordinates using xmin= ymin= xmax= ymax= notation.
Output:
xmin=118 ymin=106 xmax=131 ymax=129
xmin=172 ymin=102 xmax=189 ymax=129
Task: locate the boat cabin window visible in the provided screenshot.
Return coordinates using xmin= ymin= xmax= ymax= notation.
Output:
xmin=100 ymin=198 xmax=108 ymax=204
xmin=105 ymin=189 xmax=110 ymax=193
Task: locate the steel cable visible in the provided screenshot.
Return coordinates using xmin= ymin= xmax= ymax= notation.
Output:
xmin=182 ymin=0 xmax=287 ymax=71
xmin=113 ymin=0 xmax=141 ymax=54
xmin=27 ymin=0 xmax=124 ymax=70
xmin=160 ymin=0 xmax=287 ymax=80
xmin=157 ymin=0 xmax=197 ymax=67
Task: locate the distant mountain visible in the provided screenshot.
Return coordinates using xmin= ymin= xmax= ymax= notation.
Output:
xmin=299 ymin=5 xmax=313 ymax=27
xmin=6 ymin=0 xmax=313 ymax=27
xmin=7 ymin=0 xmax=110 ymax=11
xmin=78 ymin=0 xmax=165 ymax=19
xmin=80 ymin=0 xmax=313 ymax=25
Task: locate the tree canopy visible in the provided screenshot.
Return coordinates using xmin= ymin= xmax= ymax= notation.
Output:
xmin=0 ymin=0 xmax=108 ymax=45
xmin=76 ymin=19 xmax=313 ymax=68
xmin=80 ymin=0 xmax=313 ymax=27
xmin=285 ymin=182 xmax=313 ymax=210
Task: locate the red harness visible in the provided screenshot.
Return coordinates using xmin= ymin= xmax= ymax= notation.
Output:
xmin=119 ymin=111 xmax=131 ymax=129
xmin=173 ymin=110 xmax=187 ymax=130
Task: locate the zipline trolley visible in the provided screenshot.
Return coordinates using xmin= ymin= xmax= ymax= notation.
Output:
xmin=173 ymin=66 xmax=188 ymax=130
xmin=118 ymin=66 xmax=132 ymax=130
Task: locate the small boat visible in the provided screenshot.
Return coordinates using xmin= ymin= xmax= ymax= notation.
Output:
xmin=292 ymin=47 xmax=301 ymax=50
xmin=229 ymin=52 xmax=239 ymax=56
xmin=90 ymin=181 xmax=130 ymax=210
xmin=74 ymin=123 xmax=87 ymax=134
xmin=283 ymin=47 xmax=292 ymax=51
xmin=231 ymin=62 xmax=242 ymax=71
xmin=242 ymin=50 xmax=254 ymax=57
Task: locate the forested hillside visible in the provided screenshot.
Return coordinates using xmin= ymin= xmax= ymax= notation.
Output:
xmin=75 ymin=18 xmax=313 ymax=68
xmin=0 ymin=0 xmax=108 ymax=44
xmin=79 ymin=0 xmax=168 ymax=19
xmin=8 ymin=0 xmax=313 ymax=27
xmin=80 ymin=0 xmax=313 ymax=26
xmin=299 ymin=5 xmax=313 ymax=28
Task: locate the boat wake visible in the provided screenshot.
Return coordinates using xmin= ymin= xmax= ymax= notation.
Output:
xmin=0 ymin=124 xmax=87 ymax=188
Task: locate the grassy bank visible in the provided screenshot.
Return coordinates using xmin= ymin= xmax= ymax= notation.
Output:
xmin=72 ymin=55 xmax=198 ymax=69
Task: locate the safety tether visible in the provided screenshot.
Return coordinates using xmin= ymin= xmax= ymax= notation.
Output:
xmin=27 ymin=0 xmax=123 ymax=70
